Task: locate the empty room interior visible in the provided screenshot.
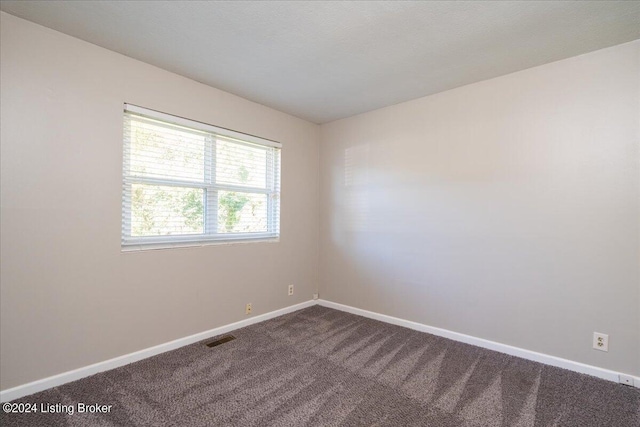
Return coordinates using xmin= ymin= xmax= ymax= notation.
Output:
xmin=1 ymin=1 xmax=639 ymax=426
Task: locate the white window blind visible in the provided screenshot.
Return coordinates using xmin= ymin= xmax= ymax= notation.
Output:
xmin=122 ymin=104 xmax=281 ymax=249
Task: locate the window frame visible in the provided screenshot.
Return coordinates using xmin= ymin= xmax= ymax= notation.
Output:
xmin=122 ymin=104 xmax=281 ymax=251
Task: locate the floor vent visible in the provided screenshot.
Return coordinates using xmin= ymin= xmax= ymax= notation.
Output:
xmin=206 ymin=335 xmax=236 ymax=348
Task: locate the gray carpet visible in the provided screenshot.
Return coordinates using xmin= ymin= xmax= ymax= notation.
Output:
xmin=1 ymin=305 xmax=639 ymax=426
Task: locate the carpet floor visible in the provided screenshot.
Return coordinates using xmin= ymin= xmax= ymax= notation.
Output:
xmin=2 ymin=305 xmax=639 ymax=426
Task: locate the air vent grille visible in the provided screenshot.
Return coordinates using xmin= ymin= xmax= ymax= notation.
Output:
xmin=206 ymin=335 xmax=236 ymax=348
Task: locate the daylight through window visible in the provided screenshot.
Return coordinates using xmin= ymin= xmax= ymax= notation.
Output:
xmin=122 ymin=104 xmax=281 ymax=249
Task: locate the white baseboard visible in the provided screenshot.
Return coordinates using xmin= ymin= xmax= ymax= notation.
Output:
xmin=317 ymin=299 xmax=640 ymax=388
xmin=3 ymin=297 xmax=637 ymax=402
xmin=0 ymin=300 xmax=316 ymax=403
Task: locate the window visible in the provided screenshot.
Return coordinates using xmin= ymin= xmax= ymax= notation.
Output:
xmin=122 ymin=104 xmax=281 ymax=249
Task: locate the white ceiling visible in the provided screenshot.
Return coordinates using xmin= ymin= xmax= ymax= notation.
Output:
xmin=2 ymin=1 xmax=639 ymax=124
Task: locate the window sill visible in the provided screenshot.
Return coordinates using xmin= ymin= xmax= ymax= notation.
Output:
xmin=121 ymin=237 xmax=279 ymax=252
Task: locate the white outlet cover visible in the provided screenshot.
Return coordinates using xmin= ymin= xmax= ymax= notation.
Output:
xmin=619 ymin=374 xmax=634 ymax=386
xmin=592 ymin=332 xmax=608 ymax=352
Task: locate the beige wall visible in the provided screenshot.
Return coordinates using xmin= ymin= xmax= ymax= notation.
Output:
xmin=0 ymin=13 xmax=320 ymax=390
xmin=319 ymin=41 xmax=640 ymax=376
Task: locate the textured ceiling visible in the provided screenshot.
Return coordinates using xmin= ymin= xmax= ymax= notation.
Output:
xmin=2 ymin=1 xmax=639 ymax=124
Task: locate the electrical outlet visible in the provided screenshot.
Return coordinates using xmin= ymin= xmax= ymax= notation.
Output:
xmin=593 ymin=332 xmax=608 ymax=352
xmin=288 ymin=284 xmax=294 ymax=296
xmin=619 ymin=374 xmax=634 ymax=387
xmin=245 ymin=303 xmax=252 ymax=315
xmin=313 ymin=293 xmax=319 ymax=300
